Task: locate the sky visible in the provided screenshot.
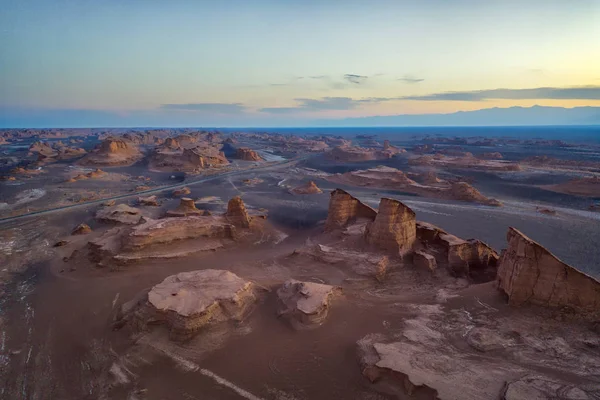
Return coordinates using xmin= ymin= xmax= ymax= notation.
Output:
xmin=1 ymin=0 xmax=600 ymax=127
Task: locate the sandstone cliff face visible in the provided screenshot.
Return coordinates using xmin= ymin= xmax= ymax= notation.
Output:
xmin=226 ymin=196 xmax=251 ymax=228
xmin=235 ymin=147 xmax=263 ymax=161
xmin=364 ymin=198 xmax=416 ymax=255
xmin=497 ymin=228 xmax=600 ymax=313
xmin=324 ymin=189 xmax=377 ymax=231
xmin=124 ymin=216 xmax=236 ymax=250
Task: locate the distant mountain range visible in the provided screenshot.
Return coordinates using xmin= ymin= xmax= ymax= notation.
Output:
xmin=318 ymin=106 xmax=600 ymax=127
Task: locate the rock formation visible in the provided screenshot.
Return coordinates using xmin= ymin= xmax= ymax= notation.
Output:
xmin=290 ymin=181 xmax=323 ymax=194
xmin=328 ymin=166 xmax=417 ymax=188
xmin=142 ymin=270 xmax=256 ymax=340
xmin=124 ymin=217 xmax=236 ymax=251
xmin=28 ymin=141 xmax=86 ymax=162
xmin=79 ymin=138 xmax=142 ymax=166
xmin=292 ymin=244 xmax=389 ymax=281
xmin=88 ymin=216 xmax=237 ymax=266
xmin=496 ymin=228 xmax=600 ymax=313
xmin=416 ymin=222 xmax=499 ymax=279
xmin=324 ymin=189 xmax=377 ymax=231
xmin=137 ymin=195 xmax=159 ymax=206
xmin=149 ymin=141 xmax=229 ymax=172
xmin=276 ymin=280 xmax=339 ymax=329
xmin=480 ymin=152 xmax=503 ymax=159
xmin=326 ymin=145 xmax=402 ymax=162
xmin=327 ymin=168 xmax=499 ymax=206
xmin=413 ymin=250 xmax=437 ymax=271
xmin=235 ymin=147 xmax=263 ymax=161
xmin=166 ymin=197 xmax=206 ymax=217
xmin=96 ymin=204 xmax=143 ymax=225
xmin=71 ymin=223 xmax=92 ymax=235
xmin=225 ymin=196 xmax=251 ymax=228
xmin=450 ymin=182 xmax=502 ymax=206
xmin=502 ymin=375 xmax=598 ymax=400
xmin=536 ymin=207 xmax=557 ymax=215
xmin=364 ymin=198 xmax=416 ymax=255
xmin=172 ymin=187 xmax=191 ymax=197
xmin=543 ymin=176 xmax=600 ymax=197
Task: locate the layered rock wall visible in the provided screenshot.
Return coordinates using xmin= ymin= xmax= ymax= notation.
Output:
xmin=226 ymin=196 xmax=251 ymax=228
xmin=324 ymin=189 xmax=377 ymax=231
xmin=497 ymin=228 xmax=600 ymax=313
xmin=364 ymin=198 xmax=416 ymax=255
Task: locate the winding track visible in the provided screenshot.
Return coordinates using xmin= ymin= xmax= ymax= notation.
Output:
xmin=0 ymin=155 xmax=308 ymax=224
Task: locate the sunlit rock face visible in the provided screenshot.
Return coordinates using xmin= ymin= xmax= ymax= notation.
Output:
xmin=324 ymin=189 xmax=377 ymax=231
xmin=497 ymin=227 xmax=600 ymax=313
xmin=364 ymin=198 xmax=416 ymax=255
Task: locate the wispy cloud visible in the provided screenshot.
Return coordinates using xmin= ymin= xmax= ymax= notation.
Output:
xmin=160 ymin=103 xmax=246 ymax=113
xmin=343 ymin=74 xmax=368 ymax=84
xmin=398 ymin=75 xmax=424 ymax=84
xmin=400 ymin=86 xmax=600 ymax=101
xmin=260 ymin=97 xmax=361 ymax=113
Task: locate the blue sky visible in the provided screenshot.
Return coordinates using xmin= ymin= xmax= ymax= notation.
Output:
xmin=1 ymin=0 xmax=599 ymax=127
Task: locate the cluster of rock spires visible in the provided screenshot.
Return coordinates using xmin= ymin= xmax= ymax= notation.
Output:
xmin=102 ymin=187 xmax=600 ymax=399
xmin=324 ymin=188 xmax=600 ymax=312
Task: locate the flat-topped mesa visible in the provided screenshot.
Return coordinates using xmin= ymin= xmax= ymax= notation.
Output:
xmin=166 ymin=197 xmax=205 ymax=217
xmin=364 ymin=198 xmax=416 ymax=255
xmin=497 ymin=227 xmax=600 ymax=313
xmin=226 ymin=196 xmax=251 ymax=228
xmin=235 ymin=147 xmax=263 ymax=161
xmin=79 ymin=137 xmax=142 ymax=166
xmin=142 ymin=270 xmax=257 ymax=341
xmin=101 ymin=138 xmax=130 ymax=153
xmin=123 ymin=216 xmax=236 ymax=251
xmin=324 ymin=189 xmax=377 ymax=231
